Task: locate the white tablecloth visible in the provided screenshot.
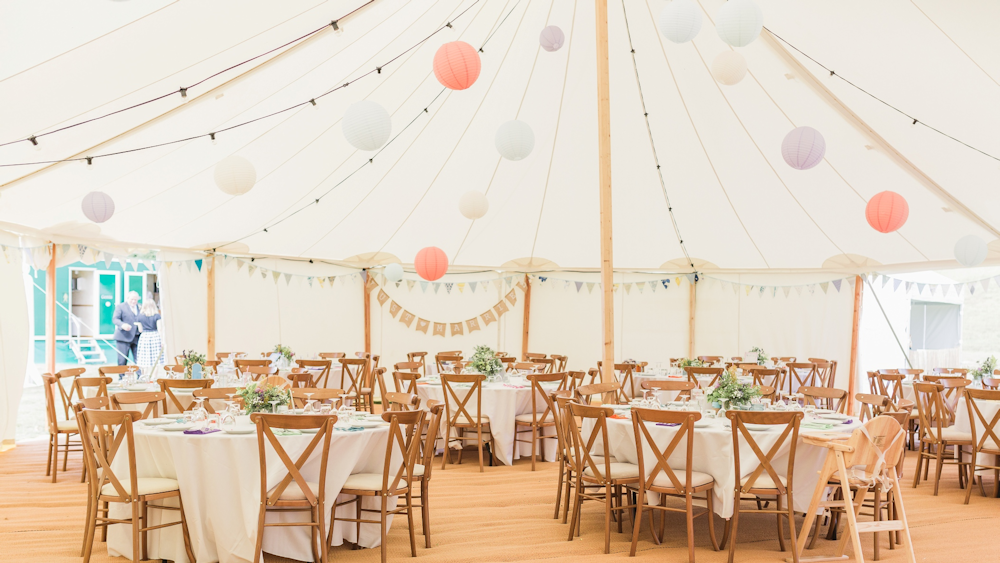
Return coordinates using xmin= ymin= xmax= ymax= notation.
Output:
xmin=108 ymin=424 xmax=398 ymax=563
xmin=586 ymin=413 xmax=859 ymax=518
xmin=415 ymin=379 xmax=559 ymax=466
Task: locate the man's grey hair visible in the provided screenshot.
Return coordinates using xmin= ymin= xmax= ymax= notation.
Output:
xmin=127 ymin=291 xmax=140 ymax=299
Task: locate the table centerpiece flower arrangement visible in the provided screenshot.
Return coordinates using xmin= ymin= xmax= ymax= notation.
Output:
xmin=970 ymin=355 xmax=997 ymax=382
xmin=748 ymin=346 xmax=768 ymax=365
xmin=179 ymin=350 xmax=206 ymax=379
xmin=272 ymin=344 xmax=295 ymax=369
xmin=468 ymin=345 xmax=504 ymax=380
xmin=707 ymin=368 xmax=762 ymax=410
xmin=676 ymin=358 xmax=704 ymax=368
xmin=237 ymin=381 xmax=291 ymax=414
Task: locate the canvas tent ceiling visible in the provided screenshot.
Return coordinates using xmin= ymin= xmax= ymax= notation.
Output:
xmin=2 ymin=0 xmax=999 ymax=274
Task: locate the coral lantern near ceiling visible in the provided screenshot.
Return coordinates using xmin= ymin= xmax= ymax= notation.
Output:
xmin=781 ymin=126 xmax=826 ymax=170
xmin=214 ymin=155 xmax=257 ymax=195
xmin=658 ymin=0 xmax=702 ymax=44
xmin=384 ymin=263 xmax=404 ymax=283
xmin=954 ymin=235 xmax=988 ymax=268
xmin=711 ymin=51 xmax=747 ymax=85
xmin=342 ymin=100 xmax=391 ymax=151
xmin=495 ymin=120 xmax=535 ymax=161
xmin=81 ymin=191 xmax=115 ymax=223
xmin=459 ymin=191 xmax=489 ymax=220
xmin=433 ymin=41 xmax=481 ymax=90
xmin=865 ymin=191 xmax=909 ymax=233
xmin=715 ymin=0 xmax=763 ymax=47
xmin=414 ymin=247 xmax=448 ymax=281
xmin=539 ymin=26 xmax=565 ymax=52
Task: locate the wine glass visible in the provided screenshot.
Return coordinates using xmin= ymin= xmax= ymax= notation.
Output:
xmin=192 ymin=398 xmax=208 ymax=424
xmin=303 ymin=393 xmax=314 ymax=413
xmin=269 ymin=399 xmax=280 ymax=414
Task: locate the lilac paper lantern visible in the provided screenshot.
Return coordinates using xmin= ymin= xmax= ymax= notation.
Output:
xmin=781 ymin=126 xmax=826 ymax=170
xmin=81 ymin=191 xmax=115 ymax=223
xmin=539 ymin=26 xmax=565 ymax=52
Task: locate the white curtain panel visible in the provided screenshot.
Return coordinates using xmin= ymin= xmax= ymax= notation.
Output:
xmin=0 ymin=249 xmax=30 ymax=445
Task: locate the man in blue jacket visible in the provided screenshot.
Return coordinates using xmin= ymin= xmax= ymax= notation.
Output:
xmin=113 ymin=291 xmax=141 ymax=365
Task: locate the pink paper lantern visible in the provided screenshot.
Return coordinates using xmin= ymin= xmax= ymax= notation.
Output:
xmin=865 ymin=191 xmax=909 ymax=233
xmin=414 ymin=246 xmax=448 ymax=281
xmin=433 ymin=41 xmax=481 ymax=90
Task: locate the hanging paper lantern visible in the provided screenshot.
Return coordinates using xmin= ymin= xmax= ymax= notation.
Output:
xmin=495 ymin=120 xmax=535 ymax=161
xmin=81 ymin=191 xmax=115 ymax=223
xmin=433 ymin=41 xmax=481 ymax=90
xmin=658 ymin=0 xmax=702 ymax=43
xmin=384 ymin=263 xmax=404 ymax=283
xmin=342 ymin=100 xmax=391 ymax=151
xmin=214 ymin=155 xmax=257 ymax=195
xmin=539 ymin=26 xmax=565 ymax=52
xmin=781 ymin=126 xmax=826 ymax=170
xmin=715 ymin=0 xmax=763 ymax=47
xmin=954 ymin=235 xmax=988 ymax=268
xmin=865 ymin=191 xmax=909 ymax=233
xmin=711 ymin=51 xmax=747 ymax=85
xmin=414 ymin=246 xmax=448 ymax=281
xmin=459 ymin=191 xmax=489 ymax=219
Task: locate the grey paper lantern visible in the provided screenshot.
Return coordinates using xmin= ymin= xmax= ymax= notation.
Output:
xmin=539 ymin=26 xmax=565 ymax=52
xmin=342 ymin=100 xmax=392 ymax=151
xmin=81 ymin=191 xmax=115 ymax=223
xmin=954 ymin=235 xmax=988 ymax=268
xmin=495 ymin=120 xmax=535 ymax=161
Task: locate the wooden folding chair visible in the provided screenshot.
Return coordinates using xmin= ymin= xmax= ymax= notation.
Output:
xmin=332 ymin=410 xmax=425 ymax=563
xmin=912 ymin=382 xmax=972 ymax=495
xmin=361 ymin=366 xmax=387 ymax=414
xmin=394 ymin=361 xmax=422 ymax=373
xmin=295 ymin=359 xmax=332 ymax=388
xmin=565 ymin=402 xmax=639 ymax=553
xmin=575 ymin=381 xmax=623 ymax=405
xmin=982 ymin=377 xmax=1000 ymax=390
xmin=406 ymin=352 xmax=428 ymax=376
xmin=287 ymin=370 xmax=315 ymax=389
xmin=751 ymin=369 xmax=783 ymax=390
xmin=440 ymin=374 xmax=495 ymax=472
xmin=640 ymin=379 xmax=696 ymax=401
xmin=393 ymin=371 xmax=422 ymax=394
xmin=235 ymin=359 xmax=272 ymax=379
xmin=877 ymin=373 xmax=906 ymax=409
xmin=412 ymin=402 xmax=444 ymax=548
xmin=800 ymin=386 xmax=847 ymax=413
xmin=525 ymin=352 xmax=548 ymax=361
xmin=79 ymin=409 xmax=195 ymax=563
xmin=261 ymin=375 xmax=291 ymax=390
xmin=192 ymin=388 xmax=240 ymax=414
xmin=964 ymin=388 xmax=1000 ymax=504
xmin=336 ymin=358 xmax=368 ymax=409
xmin=684 ymin=367 xmax=724 ymax=389
xmin=514 ymin=372 xmax=565 ymax=470
xmin=41 ymin=374 xmax=83 ymax=483
xmin=72 ymin=377 xmax=113 ymax=404
xmin=551 ymin=354 xmax=568 ymax=372
xmin=319 ymin=352 xmax=346 ymax=361
xmin=54 ymin=367 xmax=88 ymax=416
xmin=786 ymin=363 xmax=818 ymax=395
xmin=501 ymin=357 xmax=517 ymax=373
xmin=855 ymin=393 xmax=889 ymax=422
xmin=778 ymin=356 xmax=798 ymax=363
xmin=929 ymin=376 xmax=971 ymax=424
xmin=110 ymin=392 xmax=165 ymax=419
xmin=723 ymin=410 xmax=803 ymax=563
xmin=157 ymin=379 xmax=213 ymax=414
xmin=289 ymin=388 xmax=345 ymax=409
xmin=435 ymin=354 xmax=464 ymax=374
xmin=566 ymin=371 xmax=588 ymax=391
xmin=97 ymin=365 xmax=139 ymax=380
xmin=551 ymin=394 xmax=577 ymax=523
xmin=630 ymin=408 xmax=719 ymax=561
xmin=603 ymin=362 xmax=637 ymax=401
xmin=811 ymin=360 xmax=836 ymax=388
xmin=251 ymin=413 xmax=335 ymax=563
xmin=216 ymin=352 xmax=242 ymax=360
xmin=385 ymin=392 xmax=421 ymax=411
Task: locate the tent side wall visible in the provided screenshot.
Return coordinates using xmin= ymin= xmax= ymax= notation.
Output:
xmin=0 ymin=250 xmax=29 ymax=447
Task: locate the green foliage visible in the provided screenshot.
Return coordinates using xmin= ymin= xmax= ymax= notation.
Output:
xmin=272 ymin=344 xmax=295 ymax=361
xmin=179 ymin=350 xmax=206 ymax=378
xmin=237 ymin=381 xmax=291 ymax=414
xmin=677 ymin=358 xmax=704 ymax=368
xmin=707 ymin=370 xmax=762 ymax=408
xmin=468 ymin=345 xmax=503 ymax=377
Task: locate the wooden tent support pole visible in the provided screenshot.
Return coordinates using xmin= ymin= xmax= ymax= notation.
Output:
xmin=46 ymin=243 xmax=56 ymax=375
xmin=688 ymin=279 xmax=696 ymax=359
xmin=207 ymin=255 xmax=216 ymax=360
xmin=363 ymin=270 xmax=372 ymax=355
xmin=596 ymin=0 xmax=615 ymax=384
xmin=847 ymin=274 xmax=863 ymax=416
xmin=521 ymin=274 xmax=531 ymax=360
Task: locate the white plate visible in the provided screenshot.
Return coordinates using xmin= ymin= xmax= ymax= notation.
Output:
xmin=819 ymin=413 xmax=851 ymax=421
xmin=126 ymin=385 xmax=150 ymax=391
xmin=301 ymin=428 xmax=319 ymax=434
xmin=693 ymin=421 xmax=711 ymax=428
xmin=812 ymin=409 xmax=834 ymax=415
xmin=744 ymin=424 xmax=773 ymax=431
xmin=223 ymin=426 xmax=256 ymax=435
xmin=161 ymin=423 xmax=195 ymax=432
xmin=163 ymin=413 xmax=185 ymax=420
xmin=143 ymin=418 xmax=172 ymax=426
xmin=353 ymin=420 xmax=384 ymax=428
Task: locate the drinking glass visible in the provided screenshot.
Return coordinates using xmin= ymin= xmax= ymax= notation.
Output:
xmin=269 ymin=400 xmax=280 ymax=414
xmin=319 ymin=404 xmax=332 ymax=416
xmin=303 ymin=393 xmax=314 ymax=412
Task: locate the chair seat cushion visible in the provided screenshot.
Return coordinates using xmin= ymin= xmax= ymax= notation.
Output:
xmin=651 ymin=470 xmax=714 ymax=489
xmin=584 ymin=462 xmax=640 ymax=480
xmin=360 ymin=387 xmax=372 ymax=395
xmin=101 ymin=477 xmax=179 ymax=497
xmin=941 ymin=427 xmax=972 ymax=442
xmin=343 ymin=473 xmax=387 ymax=491
xmin=412 ymin=463 xmax=425 ymax=478
xmin=590 ymin=455 xmax=617 ymax=464
xmin=57 ymin=420 xmax=79 ymax=432
xmin=268 ymin=481 xmax=320 ymax=500
xmin=451 ymin=414 xmax=489 ymax=425
xmin=740 ymin=473 xmax=786 ymax=489
xmin=515 ymin=412 xmax=553 ymax=424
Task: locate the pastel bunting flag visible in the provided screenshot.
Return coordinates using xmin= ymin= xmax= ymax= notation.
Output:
xmin=365 ymin=275 xmax=378 ymax=291
xmin=458 ymin=282 xmax=465 ymax=293
xmin=248 ymin=264 xmax=256 ymax=277
xmin=832 ymin=279 xmax=842 ymax=292
xmin=575 ymin=281 xmax=583 ymax=292
xmin=407 ymin=279 xmax=416 ymax=291
xmin=516 ymin=280 xmax=527 ymax=292
xmin=587 ymin=282 xmax=595 ymax=293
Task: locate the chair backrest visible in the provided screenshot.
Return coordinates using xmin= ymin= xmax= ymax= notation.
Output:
xmin=566 ymin=402 xmax=615 ymax=483
xmin=377 ymin=410 xmax=426 ymax=494
xmin=78 ymin=396 xmax=111 ymax=410
xmin=294 ymin=359 xmax=332 ymax=388
xmin=799 ymin=386 xmax=847 ymax=413
xmin=289 ymin=388 xmax=345 ymax=408
xmin=419 ymin=402 xmax=445 ymax=480
xmin=587 ymin=368 xmax=601 ymax=385
xmin=393 ymin=371 xmax=421 ymax=394
xmin=778 ymin=357 xmax=797 ymax=363
xmin=727 ymin=410 xmax=803 ymax=495
xmin=532 ymin=357 xmax=556 ymax=373
xmin=216 ymin=352 xmax=242 ymax=360
xmin=501 ymin=357 xmax=517 ymax=372
xmin=524 ymin=352 xmax=547 ymax=361
xmin=938 ymin=377 xmax=971 ymax=423
xmin=812 ymin=360 xmax=835 ymax=387
xmin=287 ymin=370 xmax=315 ymax=389
xmin=786 ymin=363 xmax=818 ymax=392
xmin=877 ymin=372 xmax=905 ymax=406
xmin=840 ymin=416 xmax=907 ymax=478
xmin=750 ymin=369 xmax=782 ymax=389
xmin=912 ymin=382 xmax=949 ymax=445
xmin=551 ymin=354 xmax=568 ymax=372
xmin=866 ymin=371 xmax=880 ymax=394
xmin=932 ymin=367 xmax=968 ymax=375
xmin=394 ymin=362 xmax=422 ymax=373
xmin=98 ymin=365 xmax=138 ymax=378
xmin=235 ymin=359 xmax=272 ymax=377
xmin=79 ymin=408 xmax=144 ymax=502
xmin=385 ymin=391 xmax=420 ymax=411
xmin=262 ymin=375 xmax=290 ymax=390
xmin=40 ymin=374 xmax=62 ymax=432
xmin=899 ymin=368 xmax=923 ymax=378
xmin=435 ymin=354 xmax=464 ymax=374
xmin=697 ymin=356 xmax=723 ymax=363
xmin=72 ymin=376 xmax=113 ymax=404
xmin=640 ymin=379 xmax=696 ymax=400
xmin=566 ymin=370 xmax=588 ymax=391
xmin=965 ymin=388 xmax=1000 ymax=456
xmin=111 ymin=392 xmax=166 ymax=419
xmin=758 ymin=385 xmax=777 ymax=400
xmin=575 ymin=381 xmax=622 ymax=405
xmin=526 ymin=373 xmax=565 ymax=425
xmin=192 ymin=388 xmax=239 ymax=413
xmin=631 ymin=408 xmax=701 ymax=492
xmin=157 ymin=379 xmax=214 ymax=413
xmin=242 ymin=365 xmax=270 ymax=381
xmin=406 ymin=352 xmax=428 ymax=376
xmin=251 ymin=413 xmax=335 ymax=507
xmin=513 ymin=362 xmax=546 ymax=373
xmin=553 ymin=395 xmax=579 ymax=471
xmin=54 ymin=367 xmax=87 ymax=418
xmin=338 ymin=358 xmax=368 ymax=395
xmin=683 ymin=366 xmax=724 ymax=388
xmin=440 ymin=374 xmax=486 ymax=427
xmin=370 ymin=367 xmax=389 ymax=404
xmin=612 ymin=363 xmax=636 ymax=401
xmin=982 ymin=377 xmax=1000 ymax=391
xmin=878 ymin=368 xmax=900 ymax=375
xmin=319 ymin=352 xmax=346 ymax=360
xmin=855 ymin=393 xmax=889 ymax=421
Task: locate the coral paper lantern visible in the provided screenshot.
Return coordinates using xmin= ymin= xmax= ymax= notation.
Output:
xmin=495 ymin=120 xmax=535 ymax=161
xmin=342 ymin=100 xmax=391 ymax=151
xmin=539 ymin=26 xmax=565 ymax=52
xmin=384 ymin=263 xmax=404 ymax=283
xmin=781 ymin=126 xmax=826 ymax=170
xmin=81 ymin=191 xmax=115 ymax=223
xmin=715 ymin=0 xmax=763 ymax=47
xmin=658 ymin=0 xmax=702 ymax=43
xmin=414 ymin=247 xmax=448 ymax=281
xmin=865 ymin=191 xmax=909 ymax=233
xmin=433 ymin=41 xmax=481 ymax=90
xmin=711 ymin=51 xmax=747 ymax=85
xmin=214 ymin=156 xmax=257 ymax=195
xmin=954 ymin=235 xmax=988 ymax=268
xmin=459 ymin=191 xmax=489 ymax=219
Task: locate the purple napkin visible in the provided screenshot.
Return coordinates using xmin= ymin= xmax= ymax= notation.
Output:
xmin=656 ymin=422 xmax=681 ymax=427
xmin=842 ymin=419 xmax=854 ymax=425
xmin=184 ymin=428 xmax=220 ymax=435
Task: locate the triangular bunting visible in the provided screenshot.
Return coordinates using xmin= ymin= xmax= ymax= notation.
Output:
xmin=469 ymin=282 xmax=476 ymax=293
xmin=416 ymin=318 xmax=430 ymax=334
xmin=407 ymin=279 xmax=416 ymax=291
xmin=400 ymin=311 xmax=415 ymax=328
xmin=820 ymin=282 xmax=829 ymax=294
xmin=458 ymin=282 xmax=465 ymax=293
xmin=832 ymin=279 xmax=842 ymax=292
xmin=506 ymin=289 xmax=517 ymax=306
xmin=433 ymin=323 xmax=446 ymax=337
xmin=389 ymin=301 xmax=402 ymax=318
xmin=587 ymin=282 xmax=596 ymax=293
xmin=284 ymin=273 xmax=293 ymax=285
xmin=481 ymin=310 xmax=497 ymax=326
xmin=248 ymin=264 xmax=257 ymax=277
xmin=783 ymin=286 xmax=791 ymax=297
xmin=377 ymin=289 xmax=390 ymax=306
xmin=450 ymin=322 xmax=464 ymax=336
xmin=575 ymin=281 xmax=583 ymax=293
xmin=466 ymin=318 xmax=480 ymax=332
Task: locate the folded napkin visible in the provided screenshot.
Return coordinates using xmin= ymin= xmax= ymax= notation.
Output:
xmin=503 ymin=384 xmax=525 ymax=389
xmin=609 ymin=414 xmax=628 ymax=420
xmin=273 ymin=429 xmax=302 ymax=436
xmin=334 ymin=426 xmax=364 ymax=432
xmin=801 ymin=423 xmax=835 ymax=430
xmin=183 ymin=428 xmax=220 ymax=435
xmin=841 ymin=419 xmax=855 ymax=425
xmin=656 ymin=422 xmax=681 ymax=427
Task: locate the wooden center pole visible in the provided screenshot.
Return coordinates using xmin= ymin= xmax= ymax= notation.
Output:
xmin=688 ymin=279 xmax=696 ymax=359
xmin=206 ymin=254 xmax=216 ymax=360
xmin=847 ymin=274 xmax=863 ymax=416
xmin=521 ymin=274 xmax=532 ymax=359
xmin=46 ymin=243 xmax=56 ymax=375
xmin=363 ymin=269 xmax=372 ymax=355
xmin=596 ymin=0 xmax=615 ymax=384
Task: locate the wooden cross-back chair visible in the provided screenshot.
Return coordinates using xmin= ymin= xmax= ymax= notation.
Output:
xmin=413 ymin=402 xmax=445 ymax=548
xmin=110 ymin=392 xmax=165 ymax=420
xmin=912 ymin=382 xmax=972 ymax=496
xmin=810 ymin=360 xmax=836 ymax=388
xmin=243 ymin=366 xmax=272 ymax=382
xmin=899 ymin=368 xmax=923 ymax=380
xmin=406 ymin=351 xmax=428 ymax=376
xmin=41 ymin=374 xmax=83 ymax=483
xmin=393 ymin=371 xmax=421 ymax=395
xmin=440 ymin=373 xmax=495 ymax=472
xmin=856 ymin=393 xmax=889 ymax=422
xmin=575 ymin=381 xmax=623 ymax=406
xmin=566 ymin=370 xmax=588 ymax=391
xmin=338 ymin=358 xmax=369 ymax=409
xmin=235 ymin=359 xmax=271 ymax=378
xmin=72 ymin=377 xmax=113 ymax=406
xmin=332 ymin=409 xmax=425 ymax=563
xmin=533 ymin=357 xmax=556 ymax=373
xmin=289 ymin=388 xmax=344 ymax=409
xmin=552 ymin=394 xmax=579 ymax=524
xmin=565 ymin=402 xmax=639 ymax=554
xmin=597 ymin=362 xmax=636 ymax=401
xmin=799 ymin=386 xmax=848 ymax=413
xmin=79 ymin=408 xmax=196 ymax=563
xmin=587 ymin=368 xmax=601 ymax=386
xmin=216 ymin=352 xmax=242 ymax=360
xmin=97 ymin=365 xmax=139 ymax=379
xmin=261 ymin=375 xmax=291 ymax=390
xmin=435 ymin=355 xmax=464 ymax=374
xmin=697 ymin=356 xmax=723 ymax=364
xmin=191 ymin=388 xmax=240 ymax=414
xmin=759 ymin=386 xmax=777 ymax=402
xmin=877 ymin=373 xmax=906 ymax=408
xmin=514 ymin=373 xmax=565 ymax=470
xmin=777 ymin=356 xmax=797 ymax=363
xmin=724 ymin=410 xmax=804 ymax=563
xmin=924 ymin=376 xmax=971 ymax=424
xmin=394 ymin=361 xmax=422 ymax=373
xmin=319 ymin=352 xmax=345 ymax=361
xmin=53 ymin=367 xmax=88 ymax=419
xmin=785 ymin=363 xmax=818 ymax=395
xmin=157 ymin=379 xmax=213 ymax=414
xmin=750 ymin=369 xmax=783 ymax=390
xmin=683 ymin=366 xmax=724 ymax=389
xmin=384 ymin=391 xmax=420 ymax=411
xmin=932 ymin=367 xmax=967 ymax=375
xmin=294 ymin=359 xmax=332 ymax=388
xmin=287 ymin=370 xmax=316 ymax=389
xmin=866 ymin=371 xmax=881 ymax=394
xmin=983 ymin=377 xmax=1000 ymax=391
xmin=524 ymin=352 xmax=547 ymax=361
xmin=251 ymin=413 xmax=335 ymax=563
xmin=964 ymin=388 xmax=1000 ymax=504
xmin=362 ymin=367 xmax=388 ymax=415
xmin=551 ymin=354 xmax=568 ymax=372
xmin=640 ymin=379 xmax=696 ymax=401
xmin=513 ymin=362 xmax=546 ymax=374
xmin=630 ymin=408 xmax=719 ymax=560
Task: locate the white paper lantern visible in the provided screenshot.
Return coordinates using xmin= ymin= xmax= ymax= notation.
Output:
xmin=342 ymin=100 xmax=391 ymax=151
xmin=716 ymin=0 xmax=763 ymax=47
xmin=81 ymin=191 xmax=115 ymax=223
xmin=954 ymin=235 xmax=988 ymax=268
xmin=495 ymin=120 xmax=534 ymax=161
xmin=214 ymin=156 xmax=257 ymax=195
xmin=384 ymin=263 xmax=404 ymax=283
xmin=658 ymin=0 xmax=702 ymax=43
xmin=539 ymin=26 xmax=565 ymax=52
xmin=711 ymin=51 xmax=747 ymax=85
xmin=781 ymin=126 xmax=826 ymax=170
xmin=459 ymin=191 xmax=489 ymax=220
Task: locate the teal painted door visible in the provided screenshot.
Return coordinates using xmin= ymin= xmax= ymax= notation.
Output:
xmin=99 ymin=274 xmax=117 ymax=335
xmin=127 ymin=274 xmax=144 ymax=298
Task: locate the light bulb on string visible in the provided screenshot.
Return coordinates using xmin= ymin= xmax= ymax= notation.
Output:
xmin=210 ymin=132 xmax=218 ymax=145
xmin=331 ymin=20 xmax=343 ymax=35
xmin=179 ymin=87 xmax=189 ymax=104
xmin=29 ymin=135 xmax=40 ymax=152
xmin=309 ymin=98 xmax=318 ymax=110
